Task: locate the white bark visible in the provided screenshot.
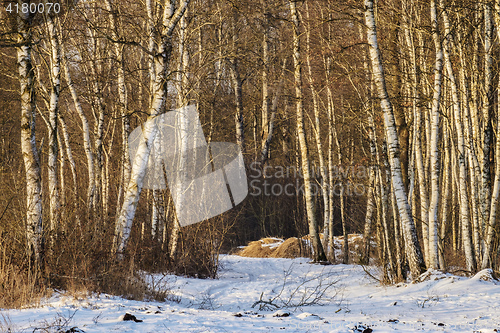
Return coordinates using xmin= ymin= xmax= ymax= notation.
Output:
xmin=327 ymin=76 xmax=335 ymax=260
xmin=305 ymin=3 xmax=329 ymax=245
xmin=170 ymin=110 xmax=189 ymax=258
xmin=482 ymin=97 xmax=500 ymax=269
xmin=113 ymin=0 xmax=191 ymax=257
xmin=261 ymin=0 xmax=270 ymax=148
xmin=228 ymin=60 xmax=245 ymax=155
xmin=441 ymin=3 xmax=477 ymax=272
xmin=104 ymin=0 xmax=131 ymax=207
xmin=58 ymin=114 xmax=78 ymax=212
xmin=61 ymin=44 xmax=96 ymax=215
xmin=458 ymin=38 xmax=481 ymax=265
xmin=290 ymin=0 xmax=326 ymax=262
xmin=169 ymin=13 xmax=190 ymax=258
xmin=403 ymin=16 xmax=428 ymax=266
xmin=362 ymin=123 xmax=376 ymax=265
xmin=47 ymin=15 xmax=61 ymax=238
xmin=18 ymin=9 xmax=44 ymax=263
xmin=261 ymin=59 xmax=286 ymax=165
xmin=427 ymin=0 xmax=442 ymax=269
xmin=439 ymin=125 xmax=451 ymax=266
xmin=364 ymin=0 xmax=424 ymax=278
xmin=57 ymin=128 xmax=65 ymax=215
xmin=481 ymin=3 xmax=493 ymax=239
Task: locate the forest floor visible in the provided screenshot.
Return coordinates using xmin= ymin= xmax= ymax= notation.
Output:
xmin=1 ymin=253 xmax=500 ymax=332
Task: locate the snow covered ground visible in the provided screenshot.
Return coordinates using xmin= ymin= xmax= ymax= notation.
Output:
xmin=1 ymin=255 xmax=500 ymax=332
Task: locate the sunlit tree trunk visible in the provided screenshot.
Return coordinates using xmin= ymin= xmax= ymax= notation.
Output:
xmin=403 ymin=11 xmax=428 ymax=266
xmin=114 ymin=0 xmax=191 ymax=258
xmin=290 ymin=0 xmax=326 ymax=262
xmin=228 ymin=61 xmax=245 ymax=155
xmin=362 ymin=116 xmax=378 ymax=265
xmin=18 ymin=6 xmax=43 ymax=264
xmin=105 ymin=0 xmax=131 ymax=211
xmin=261 ymin=0 xmax=270 ymax=153
xmin=427 ymin=0 xmax=443 ymax=269
xmin=326 ymin=75 xmax=335 ymax=261
xmin=47 ymin=15 xmax=61 ymax=243
xmin=441 ymin=3 xmax=477 ymax=273
xmin=364 ymin=0 xmax=424 ymax=278
xmin=58 ymin=114 xmax=78 ymax=212
xmin=61 ymin=41 xmax=95 ymax=216
xmin=305 ymin=3 xmax=329 ymax=247
xmin=169 ymin=13 xmax=190 ymax=259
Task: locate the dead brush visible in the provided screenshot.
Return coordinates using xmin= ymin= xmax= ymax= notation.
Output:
xmin=0 ymin=248 xmax=49 ymax=309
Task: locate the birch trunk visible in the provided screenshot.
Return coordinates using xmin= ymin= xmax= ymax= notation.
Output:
xmin=439 ymin=125 xmax=451 ymax=267
xmin=58 ymin=114 xmax=78 ymax=213
xmin=481 ymin=3 xmax=493 ymax=241
xmin=441 ymin=3 xmax=477 ymax=272
xmin=57 ymin=129 xmax=65 ymax=219
xmin=482 ymin=95 xmax=500 ymax=269
xmin=404 ymin=19 xmax=429 ymax=266
xmin=364 ymin=0 xmax=424 ymax=278
xmin=261 ymin=0 xmax=270 ymax=149
xmin=261 ymin=60 xmax=286 ymax=164
xmin=79 ymin=10 xmax=105 ymax=216
xmin=47 ymin=15 xmax=61 ymax=240
xmin=169 ymin=13 xmax=190 ymax=259
xmin=228 ymin=60 xmax=245 ymax=155
xmin=327 ymin=81 xmax=335 ymax=260
xmin=104 ymin=0 xmax=131 ymax=209
xmin=382 ymin=143 xmax=395 ymax=280
xmin=427 ymin=0 xmax=443 ymax=269
xmin=113 ymin=0 xmax=191 ymax=257
xmin=362 ymin=116 xmax=379 ymax=265
xmin=61 ymin=44 xmax=95 ymax=215
xmin=290 ymin=0 xmax=326 ymax=262
xmin=305 ymin=3 xmax=329 ymax=245
xmin=458 ymin=37 xmax=481 ymax=265
xmin=18 ymin=7 xmax=43 ymax=264
xmin=482 ymin=1 xmax=500 ymax=269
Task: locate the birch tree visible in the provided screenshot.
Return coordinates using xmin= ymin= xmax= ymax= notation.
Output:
xmin=61 ymin=42 xmax=95 ymax=216
xmin=169 ymin=13 xmax=190 ymax=259
xmin=17 ymin=2 xmax=43 ymax=264
xmin=364 ymin=0 xmax=425 ymax=278
xmin=113 ymin=0 xmax=191 ymax=258
xmin=305 ymin=3 xmax=330 ymax=249
xmin=481 ymin=2 xmax=493 ymax=242
xmin=427 ymin=0 xmax=443 ymax=269
xmin=290 ymin=0 xmax=326 ymax=262
xmin=104 ymin=0 xmax=131 ymax=211
xmin=441 ymin=2 xmax=477 ymax=273
xmin=46 ymin=14 xmax=61 ymax=242
xmin=482 ymin=1 xmax=500 ymax=269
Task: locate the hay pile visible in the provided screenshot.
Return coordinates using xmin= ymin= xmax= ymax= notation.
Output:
xmin=270 ymin=237 xmax=307 ymax=258
xmin=237 ymin=237 xmax=309 ymax=258
xmin=237 ymin=234 xmax=365 ymax=259
xmin=237 ymin=238 xmax=283 ymax=258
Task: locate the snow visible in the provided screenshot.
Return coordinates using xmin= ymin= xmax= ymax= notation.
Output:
xmin=1 ymin=255 xmax=500 ymax=332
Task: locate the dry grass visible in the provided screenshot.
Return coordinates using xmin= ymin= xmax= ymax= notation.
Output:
xmin=270 ymin=238 xmax=307 ymax=259
xmin=237 ymin=240 xmax=278 ymax=258
xmin=237 ymin=237 xmax=309 ymax=259
xmin=237 ymin=234 xmax=366 ymax=260
xmin=0 ymin=265 xmax=49 ymax=309
xmin=0 ymin=248 xmax=50 ymax=309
